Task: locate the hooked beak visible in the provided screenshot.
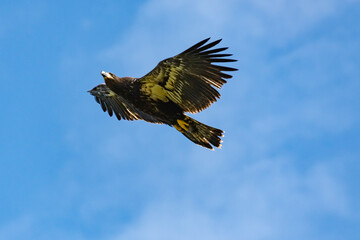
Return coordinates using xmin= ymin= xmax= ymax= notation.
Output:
xmin=101 ymin=71 xmax=112 ymax=79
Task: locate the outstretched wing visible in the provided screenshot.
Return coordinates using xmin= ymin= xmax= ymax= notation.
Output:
xmin=138 ymin=38 xmax=237 ymax=113
xmin=89 ymin=84 xmax=162 ymax=123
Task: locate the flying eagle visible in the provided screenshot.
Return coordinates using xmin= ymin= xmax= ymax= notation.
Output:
xmin=88 ymin=38 xmax=237 ymax=150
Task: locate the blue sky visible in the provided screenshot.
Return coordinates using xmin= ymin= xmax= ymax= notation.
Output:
xmin=1 ymin=0 xmax=359 ymax=239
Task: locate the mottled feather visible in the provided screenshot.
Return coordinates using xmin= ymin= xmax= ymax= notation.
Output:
xmin=89 ymin=38 xmax=237 ymax=150
xmin=138 ymin=38 xmax=237 ymax=113
xmin=89 ymin=84 xmax=162 ymax=123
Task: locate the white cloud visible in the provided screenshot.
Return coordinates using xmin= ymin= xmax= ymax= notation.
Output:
xmin=99 ymin=0 xmax=348 ymax=68
xmin=87 ymin=1 xmax=360 ymax=239
xmin=108 ymin=157 xmax=350 ymax=240
xmin=54 ymin=0 xmax=360 ymax=239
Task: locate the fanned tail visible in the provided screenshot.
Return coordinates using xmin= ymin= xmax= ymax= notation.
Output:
xmin=173 ymin=115 xmax=224 ymax=150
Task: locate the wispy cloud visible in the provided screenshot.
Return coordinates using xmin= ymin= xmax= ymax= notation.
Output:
xmin=89 ymin=0 xmax=360 ymax=239
xmin=4 ymin=0 xmax=357 ymax=239
xmin=109 ymin=157 xmax=351 ymax=240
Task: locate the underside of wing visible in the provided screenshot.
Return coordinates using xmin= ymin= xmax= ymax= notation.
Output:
xmin=89 ymin=84 xmax=163 ymax=124
xmin=138 ymin=38 xmax=237 ymax=113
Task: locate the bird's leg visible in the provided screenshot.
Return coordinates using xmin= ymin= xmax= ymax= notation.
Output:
xmin=176 ymin=119 xmax=189 ymax=131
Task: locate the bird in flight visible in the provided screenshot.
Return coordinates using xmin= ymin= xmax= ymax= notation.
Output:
xmin=88 ymin=38 xmax=237 ymax=150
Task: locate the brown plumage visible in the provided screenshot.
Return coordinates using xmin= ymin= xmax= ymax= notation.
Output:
xmin=88 ymin=38 xmax=237 ymax=150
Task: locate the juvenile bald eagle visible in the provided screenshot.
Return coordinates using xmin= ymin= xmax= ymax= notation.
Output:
xmin=88 ymin=38 xmax=237 ymax=150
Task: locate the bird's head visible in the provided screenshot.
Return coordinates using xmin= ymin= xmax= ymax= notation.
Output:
xmin=101 ymin=71 xmax=131 ymax=90
xmin=101 ymin=71 xmax=117 ymax=83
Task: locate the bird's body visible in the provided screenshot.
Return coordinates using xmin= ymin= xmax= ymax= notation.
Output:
xmin=89 ymin=38 xmax=237 ymax=150
xmin=104 ymin=75 xmax=183 ymax=125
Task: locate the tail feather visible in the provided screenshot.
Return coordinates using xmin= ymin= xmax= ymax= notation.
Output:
xmin=174 ymin=116 xmax=224 ymax=150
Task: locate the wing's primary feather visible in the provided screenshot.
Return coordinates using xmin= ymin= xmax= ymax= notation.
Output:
xmin=89 ymin=84 xmax=162 ymax=123
xmin=138 ymin=38 xmax=237 ymax=113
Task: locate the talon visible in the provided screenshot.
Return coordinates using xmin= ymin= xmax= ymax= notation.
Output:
xmin=174 ymin=124 xmax=184 ymax=133
xmin=177 ymin=119 xmax=189 ymax=131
